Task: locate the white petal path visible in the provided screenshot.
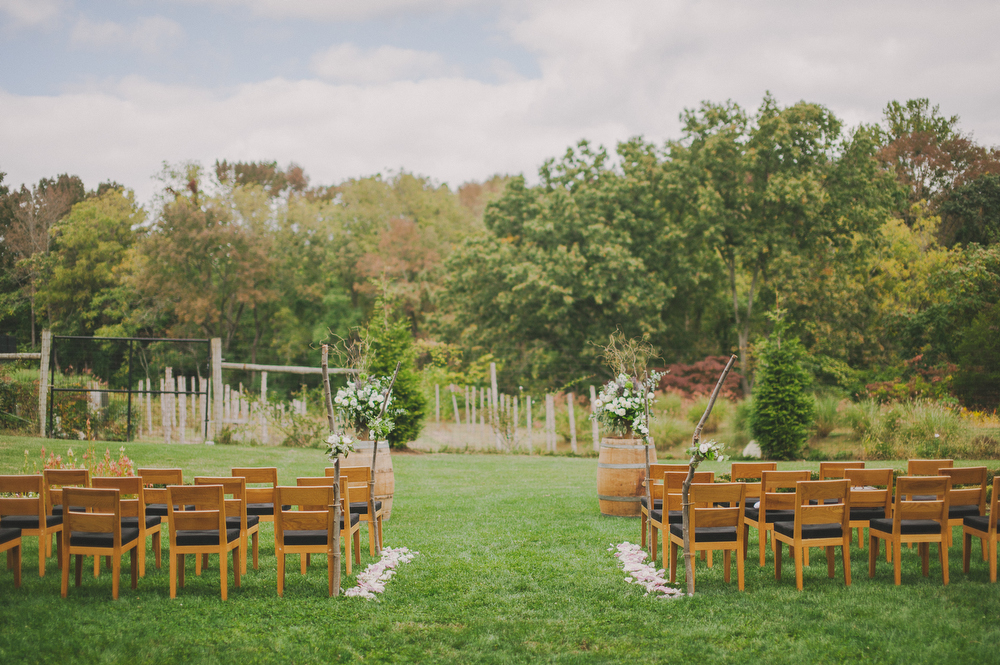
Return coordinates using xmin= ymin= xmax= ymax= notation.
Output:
xmin=610 ymin=542 xmax=684 ymax=599
xmin=344 ymin=546 xmax=419 ymax=599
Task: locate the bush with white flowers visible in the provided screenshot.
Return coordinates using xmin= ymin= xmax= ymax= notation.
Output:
xmin=333 ymin=375 xmax=397 ymax=440
xmin=590 ymin=372 xmax=662 ymax=437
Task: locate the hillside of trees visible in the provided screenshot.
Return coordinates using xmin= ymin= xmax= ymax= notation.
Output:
xmin=2 ymin=96 xmax=999 ymax=408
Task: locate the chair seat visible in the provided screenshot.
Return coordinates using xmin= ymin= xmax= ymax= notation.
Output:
xmin=1 ymin=514 xmax=62 ymax=529
xmin=69 ymin=527 xmax=140 ymax=548
xmin=225 ymin=515 xmax=260 ymax=529
xmin=145 ymin=504 xmax=196 ymax=517
xmin=247 ymin=503 xmax=292 ymax=516
xmin=773 ymin=521 xmax=844 ymax=539
xmin=668 ymin=524 xmax=738 ymax=542
xmin=745 ymin=508 xmax=795 ymax=523
xmin=122 ymin=515 xmax=163 ymax=530
xmin=870 ymin=518 xmax=942 ymax=535
xmin=51 ymin=505 xmax=86 ymax=516
xmin=849 ymin=507 xmax=888 ymax=521
xmin=949 ymin=505 xmax=982 ymax=519
xmin=0 ymin=527 xmax=21 ymax=544
xmin=349 ymin=500 xmax=383 ymax=515
xmin=963 ymin=515 xmax=992 ymax=532
xmin=639 ymin=497 xmax=663 ymax=510
xmin=175 ymin=528 xmax=241 ymax=546
xmin=283 ymin=529 xmax=330 ymax=547
xmin=649 ymin=509 xmax=682 ymax=525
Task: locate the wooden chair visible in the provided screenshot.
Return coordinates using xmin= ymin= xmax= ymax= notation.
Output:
xmin=92 ymin=476 xmax=161 ymax=577
xmin=667 ymin=482 xmax=747 ymax=592
xmin=43 ymin=468 xmax=90 ymax=560
xmin=843 ymin=468 xmax=893 ymax=553
xmin=1 ymin=527 xmax=22 ymax=588
xmin=327 ymin=466 xmax=385 ymax=556
xmin=274 ymin=486 xmax=344 ymax=597
xmin=907 ymin=459 xmax=953 ymax=476
xmin=730 ymin=462 xmax=777 ymax=508
xmin=296 ymin=477 xmax=361 ymax=575
xmin=962 ymin=476 xmax=1000 ymax=582
xmin=869 ymin=476 xmax=951 ymax=586
xmin=60 ymin=487 xmax=139 ymax=600
xmin=639 ymin=464 xmax=688 ymax=549
xmin=745 ymin=470 xmax=810 ymax=566
xmin=940 ymin=467 xmax=987 ymax=549
xmin=231 ymin=467 xmax=281 ymax=523
xmin=818 ymin=461 xmax=864 ymax=480
xmin=194 ymin=476 xmax=259 ymax=575
xmin=0 ymin=475 xmax=62 ymax=577
xmin=649 ymin=471 xmax=714 ymax=568
xmin=138 ymin=468 xmax=185 ymax=570
xmin=772 ymin=479 xmax=852 ymax=591
xmin=166 ymin=484 xmax=241 ymax=601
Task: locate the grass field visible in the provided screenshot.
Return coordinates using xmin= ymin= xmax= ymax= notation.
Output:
xmin=1 ymin=435 xmax=999 ymax=664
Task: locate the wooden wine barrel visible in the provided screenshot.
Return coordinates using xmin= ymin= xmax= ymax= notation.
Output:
xmin=597 ymin=437 xmax=657 ymax=517
xmin=341 ymin=440 xmax=395 ymax=520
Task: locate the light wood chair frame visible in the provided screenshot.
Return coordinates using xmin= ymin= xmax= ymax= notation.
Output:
xmin=772 ymin=479 xmax=852 ymax=591
xmin=649 ymin=471 xmax=714 ymax=568
xmin=92 ymin=476 xmax=160 ymax=577
xmin=327 ymin=466 xmax=385 ymax=556
xmin=639 ymin=464 xmax=688 ymax=549
xmin=868 ymin=475 xmax=951 ymax=586
xmin=195 ymin=476 xmax=259 ymax=575
xmin=667 ymin=482 xmax=747 ymax=592
xmin=166 ymin=484 xmax=241 ymax=601
xmin=730 ymin=462 xmax=778 ymax=508
xmin=962 ymin=476 xmax=1000 ymax=582
xmin=0 ymin=474 xmax=62 ymax=577
xmin=1 ymin=527 xmax=22 ymax=588
xmin=818 ymin=461 xmax=865 ymax=480
xmin=43 ymin=468 xmax=90 ymax=559
xmin=745 ymin=470 xmax=810 ymax=567
xmin=906 ymin=459 xmax=953 ymax=476
xmin=60 ymin=487 xmax=138 ymax=600
xmin=275 ymin=485 xmax=348 ymax=596
xmin=231 ymin=467 xmax=279 ymax=523
xmin=296 ymin=477 xmax=361 ymax=575
xmin=940 ymin=466 xmax=988 ymax=549
xmin=138 ymin=468 xmax=184 ymax=570
xmin=843 ymin=467 xmax=894 ymax=553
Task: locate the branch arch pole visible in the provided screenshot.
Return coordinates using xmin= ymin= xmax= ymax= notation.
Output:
xmin=321 ymin=345 xmax=342 ymax=595
xmin=681 ymin=354 xmax=738 ymax=596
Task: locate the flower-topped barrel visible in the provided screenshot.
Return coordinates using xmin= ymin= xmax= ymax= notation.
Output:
xmin=333 ymin=374 xmax=397 ymax=520
xmin=593 ymin=371 xmax=661 ymax=517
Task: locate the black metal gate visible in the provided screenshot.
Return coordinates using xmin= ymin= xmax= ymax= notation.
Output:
xmin=47 ymin=336 xmax=210 ymax=442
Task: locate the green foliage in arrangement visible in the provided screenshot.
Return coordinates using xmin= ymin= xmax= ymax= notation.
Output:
xmin=367 ymin=302 xmax=427 ymax=447
xmin=749 ymin=317 xmax=815 ymax=460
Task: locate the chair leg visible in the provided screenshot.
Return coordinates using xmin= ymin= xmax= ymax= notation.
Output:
xmin=989 ymin=537 xmax=997 ymax=583
xmin=774 ymin=541 xmax=782 ymax=580
xmin=154 ymin=526 xmax=162 ymax=569
xmin=641 ymin=510 xmax=647 ymax=548
xmin=368 ymin=516 xmax=377 ymax=556
xmin=112 ymin=552 xmax=120 ymax=600
xmin=345 ymin=532 xmax=353 ymax=576
xmin=138 ymin=533 xmax=146 ymax=578
xmin=252 ymin=531 xmax=259 ymax=571
xmin=12 ymin=544 xmax=21 ymax=588
xmin=301 ymin=554 xmax=308 ymax=575
xmin=919 ymin=542 xmax=930 ymax=577
xmin=75 ymin=554 xmax=83 ymax=587
xmin=826 ymin=546 xmax=835 ymax=579
xmin=60 ymin=547 xmax=70 ymax=598
xmin=963 ymin=531 xmax=972 ymax=573
xmin=893 ymin=538 xmax=902 ymax=585
xmin=354 ymin=529 xmax=361 ymax=563
xmin=794 ymin=545 xmax=805 ymax=591
xmin=178 ymin=553 xmax=185 ymax=589
xmin=38 ymin=536 xmax=46 ymax=577
xmin=737 ymin=544 xmax=745 ymax=591
xmin=857 ymin=527 xmax=864 ymax=549
xmin=650 ymin=523 xmax=658 ymax=567
xmin=842 ymin=542 xmax=852 ymax=586
xmin=723 ymin=550 xmax=731 ymax=583
xmin=277 ymin=551 xmax=285 ymax=597
xmin=220 ymin=548 xmax=228 ymax=601
xmin=759 ymin=527 xmax=767 ymax=567
xmin=803 ymin=545 xmax=810 ymax=568
xmin=869 ymin=535 xmax=878 ymax=578
xmin=669 ymin=541 xmax=678 ymax=583
xmin=233 ymin=547 xmax=241 ymax=589
xmin=940 ymin=541 xmax=949 ymax=586
xmin=131 ymin=547 xmax=138 ymax=590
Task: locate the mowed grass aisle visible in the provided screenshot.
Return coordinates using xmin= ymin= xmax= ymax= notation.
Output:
xmin=1 ymin=439 xmax=999 ymax=664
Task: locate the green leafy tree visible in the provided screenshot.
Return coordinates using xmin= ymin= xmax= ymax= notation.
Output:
xmin=366 ymin=300 xmax=427 ymax=447
xmin=749 ymin=316 xmax=815 ymax=460
xmin=953 ymin=304 xmax=1000 ymax=409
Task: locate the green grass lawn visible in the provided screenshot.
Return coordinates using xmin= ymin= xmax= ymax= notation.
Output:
xmin=1 ymin=436 xmax=999 ymax=664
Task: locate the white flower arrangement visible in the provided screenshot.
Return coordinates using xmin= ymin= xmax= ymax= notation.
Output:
xmin=325 ymin=433 xmax=355 ymax=461
xmin=333 ymin=374 xmax=396 ymax=440
xmin=687 ymin=439 xmax=727 ymax=465
xmin=590 ymin=372 xmax=662 ymax=438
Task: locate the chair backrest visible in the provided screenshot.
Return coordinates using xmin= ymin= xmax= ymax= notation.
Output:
xmin=792 ymin=479 xmax=850 ymax=528
xmin=0 ymin=475 xmax=46 ymax=522
xmin=907 ymin=459 xmax=953 ymax=476
xmin=760 ymin=470 xmax=811 ymax=511
xmin=818 ymin=461 xmax=865 ymax=480
xmin=843 ymin=468 xmax=893 ymax=514
xmin=988 ymin=477 xmax=1000 ymax=533
xmin=664 ymin=471 xmax=714 ymax=511
xmin=62 ymin=487 xmax=121 ymax=544
xmin=730 ymin=462 xmax=778 ymax=499
xmin=940 ymin=467 xmax=987 ymax=513
xmin=92 ymin=476 xmax=144 ymax=519
xmin=328 ymin=467 xmax=372 ymax=501
xmin=43 ymin=468 xmax=90 ymax=510
xmin=195 ymin=477 xmax=248 ymax=523
xmin=232 ymin=467 xmax=277 ymax=506
xmin=138 ymin=468 xmax=184 ymax=508
xmin=893 ymin=476 xmax=950 ymax=525
xmin=166 ymin=485 xmax=226 ymax=535
xmin=275 ymin=486 xmax=335 ymax=544
xmin=688 ymin=483 xmax=747 ymax=532
xmin=296 ymin=477 xmax=350 ymax=512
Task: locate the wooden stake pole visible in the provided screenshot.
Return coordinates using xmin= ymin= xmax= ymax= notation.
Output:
xmin=321 ymin=345 xmax=341 ymax=596
xmin=368 ymin=361 xmax=401 ymax=555
xmin=681 ymin=354 xmax=737 ymax=596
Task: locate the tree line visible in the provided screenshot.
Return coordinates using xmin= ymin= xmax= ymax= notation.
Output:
xmin=2 ymin=96 xmax=999 ymax=407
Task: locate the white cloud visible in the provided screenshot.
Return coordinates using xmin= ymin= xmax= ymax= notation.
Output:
xmin=0 ymin=0 xmax=65 ymax=27
xmin=311 ymin=43 xmax=456 ymax=84
xmin=69 ymin=16 xmax=184 ymax=55
xmin=175 ymin=0 xmax=489 ymax=21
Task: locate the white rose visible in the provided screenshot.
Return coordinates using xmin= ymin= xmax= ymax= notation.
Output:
xmin=699 ymin=442 xmax=711 ymax=454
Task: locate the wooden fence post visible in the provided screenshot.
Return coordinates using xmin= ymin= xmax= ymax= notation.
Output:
xmin=211 ymin=337 xmax=223 ymax=442
xmin=490 ymin=363 xmax=501 ymax=450
xmin=452 ymin=389 xmax=461 ymax=424
xmin=178 ymin=376 xmax=187 ymax=443
xmin=260 ymin=371 xmax=268 ymax=445
xmin=567 ymin=392 xmax=577 ymax=454
xmin=38 ymin=329 xmax=51 ymax=436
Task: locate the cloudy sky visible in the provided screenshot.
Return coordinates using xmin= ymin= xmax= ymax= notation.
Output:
xmin=1 ymin=0 xmax=998 ymax=203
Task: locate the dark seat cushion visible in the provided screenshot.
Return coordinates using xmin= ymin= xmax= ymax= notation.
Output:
xmin=69 ymin=528 xmax=140 ymax=548
xmin=745 ymin=508 xmax=795 ymax=524
xmin=175 ymin=528 xmax=241 ymax=546
xmin=247 ymin=503 xmax=292 ymax=516
xmin=639 ymin=497 xmax=663 ymax=511
xmin=649 ymin=509 xmax=683 ymax=525
xmin=870 ymin=518 xmax=942 ymax=535
xmin=349 ymin=500 xmax=383 ymax=515
xmin=773 ymin=521 xmax=844 ymax=539
xmin=963 ymin=515 xmax=991 ymax=532
xmin=949 ymin=505 xmax=982 ymax=519
xmin=668 ymin=524 xmax=737 ymax=542
xmin=283 ymin=530 xmax=329 ymax=547
xmin=1 ymin=514 xmax=62 ymax=529
xmin=807 ymin=498 xmax=842 ymax=506
xmin=225 ymin=515 xmax=260 ymax=530
xmin=122 ymin=516 xmax=163 ymax=530
xmin=849 ymin=507 xmax=887 ymax=521
xmin=145 ymin=504 xmax=196 ymax=517
xmin=0 ymin=527 xmax=21 ymax=545
xmin=51 ymin=505 xmax=86 ymax=516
